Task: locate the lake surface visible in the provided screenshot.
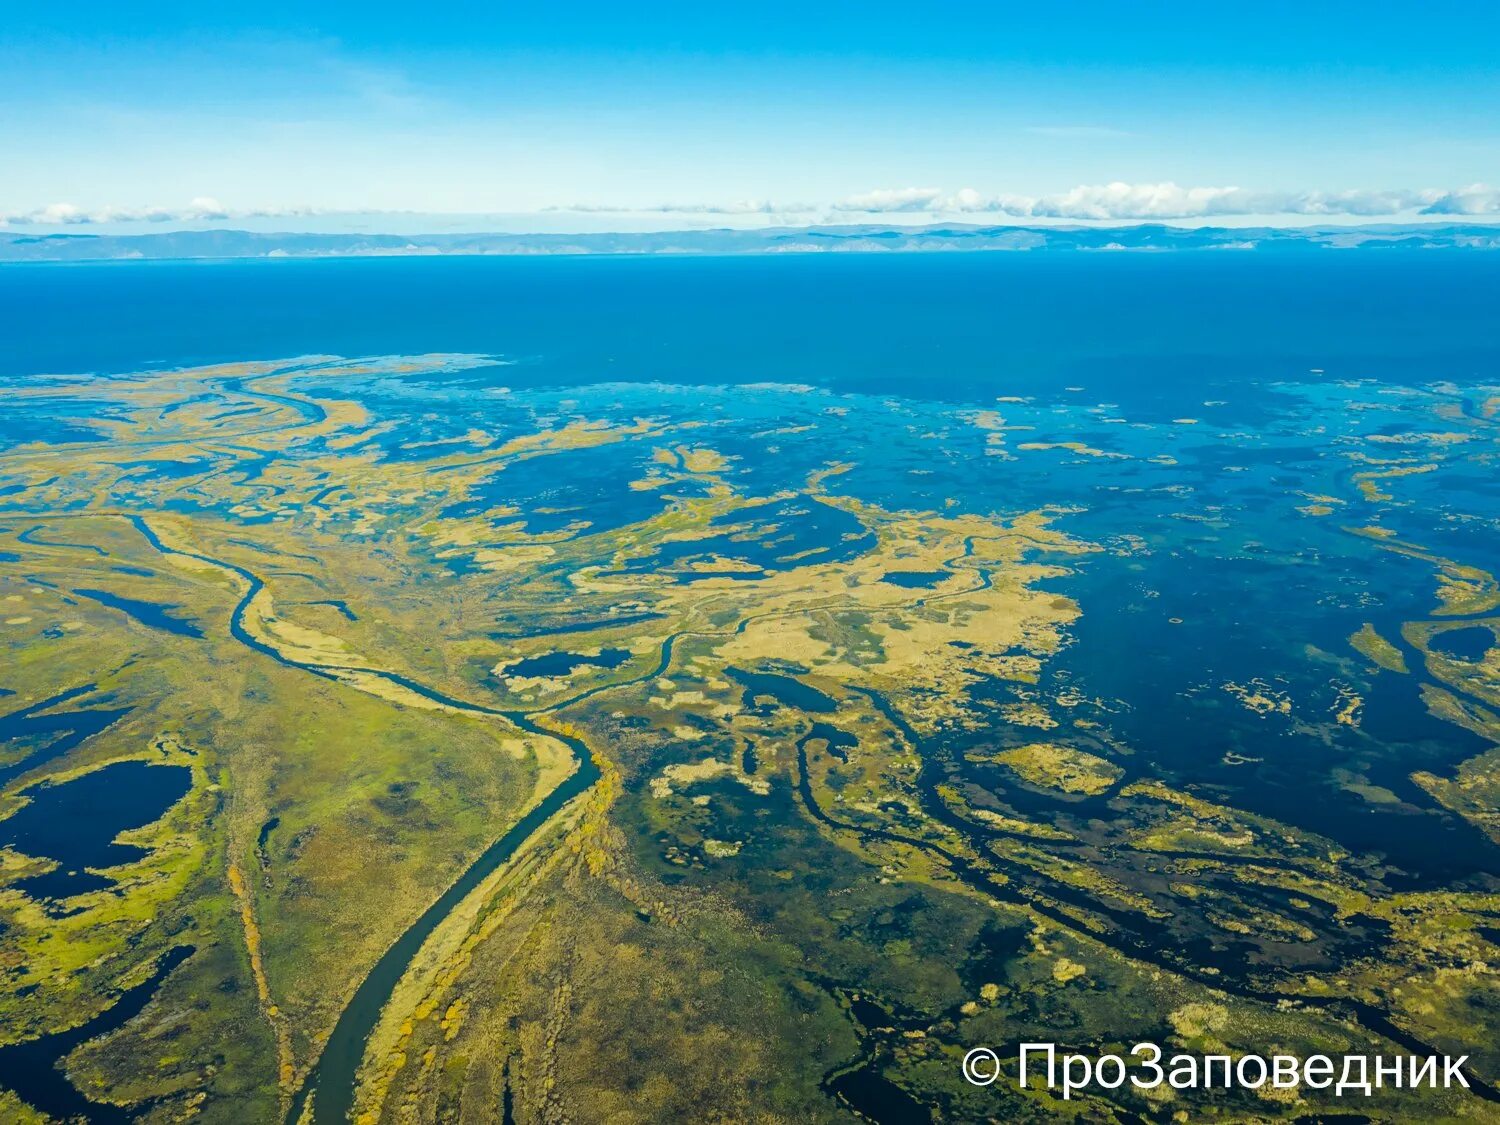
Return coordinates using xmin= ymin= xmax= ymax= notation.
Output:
xmin=3 ymin=253 xmax=1498 ymax=401
xmin=1 ymin=761 xmax=192 ymax=900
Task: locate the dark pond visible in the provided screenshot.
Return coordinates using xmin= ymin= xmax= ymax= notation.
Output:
xmin=0 ymin=945 xmax=192 ymax=1124
xmin=805 ymin=721 xmax=859 ymax=762
xmin=71 ymin=588 xmax=204 ymax=638
xmin=1429 ymin=625 xmax=1494 ymax=662
xmin=307 ymin=599 xmax=358 ymax=621
xmin=502 ymin=648 xmax=631 ymax=677
xmin=0 ymin=686 xmax=130 ymax=787
xmin=2 ymin=761 xmax=193 ymax=901
xmin=826 ymin=1064 xmax=932 ymax=1125
xmin=729 ymin=668 xmax=837 ymax=713
xmin=118 ymin=458 xmax=209 ymax=480
xmin=880 ymin=571 xmax=948 ymax=589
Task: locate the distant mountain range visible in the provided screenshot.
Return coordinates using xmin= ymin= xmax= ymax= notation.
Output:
xmin=3 ymin=222 xmax=1499 ymax=262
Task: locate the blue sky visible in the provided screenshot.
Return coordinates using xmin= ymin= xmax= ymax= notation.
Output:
xmin=4 ymin=2 xmax=1499 ymax=230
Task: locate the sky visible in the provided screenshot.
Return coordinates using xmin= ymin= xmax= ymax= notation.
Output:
xmin=4 ymin=1 xmax=1499 ymax=232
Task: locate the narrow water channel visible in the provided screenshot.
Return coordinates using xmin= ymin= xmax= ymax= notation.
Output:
xmin=116 ymin=514 xmax=602 ymax=1124
xmin=288 ymin=717 xmax=597 ymax=1124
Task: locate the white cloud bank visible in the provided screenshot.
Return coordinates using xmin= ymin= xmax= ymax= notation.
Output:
xmin=0 ymin=198 xmax=327 ymax=226
xmin=1422 ymin=183 xmax=1500 ymax=216
xmin=834 ymin=187 xmax=946 ymax=213
xmin=553 ymin=182 xmax=1500 ymax=221
xmin=545 ymin=199 xmax=795 ymax=215
xmin=833 ymin=182 xmax=1500 ymax=219
xmin=5 ymin=184 xmax=1499 ymax=229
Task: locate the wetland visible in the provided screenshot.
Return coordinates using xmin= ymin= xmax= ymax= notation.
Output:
xmin=0 ymin=253 xmax=1497 ymax=1122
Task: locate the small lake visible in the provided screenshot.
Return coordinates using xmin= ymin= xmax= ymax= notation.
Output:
xmin=71 ymin=588 xmax=204 ymax=638
xmin=2 ymin=760 xmax=193 ymax=901
xmin=729 ymin=668 xmax=837 ymax=713
xmin=880 ymin=571 xmax=947 ymax=589
xmin=1429 ymin=625 xmax=1494 ymax=662
xmin=825 ymin=1063 xmax=932 ymax=1125
xmin=804 ymin=721 xmax=858 ymax=762
xmin=0 ymin=686 xmax=131 ymax=787
xmin=501 ymin=648 xmax=631 ymax=678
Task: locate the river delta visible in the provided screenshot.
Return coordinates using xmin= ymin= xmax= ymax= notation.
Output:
xmin=0 ymin=332 xmax=1498 ymax=1123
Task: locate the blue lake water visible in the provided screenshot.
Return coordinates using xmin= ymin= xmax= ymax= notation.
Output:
xmin=70 ymin=588 xmax=204 ymax=637
xmin=0 ymin=687 xmax=131 ymax=787
xmin=1 ymin=761 xmax=192 ymax=900
xmin=2 ymin=253 xmax=1498 ymax=404
xmin=501 ymin=649 xmax=632 ymax=677
xmin=880 ymin=571 xmax=948 ymax=589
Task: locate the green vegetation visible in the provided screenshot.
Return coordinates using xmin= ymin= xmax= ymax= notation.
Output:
xmin=0 ymin=356 xmax=1497 ymax=1122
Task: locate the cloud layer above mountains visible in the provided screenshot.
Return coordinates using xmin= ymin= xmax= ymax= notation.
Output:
xmin=567 ymin=182 xmax=1500 ymax=221
xmin=0 ymin=198 xmax=326 ymax=226
xmin=5 ymin=183 xmax=1498 ymax=229
xmin=847 ymin=182 xmax=1500 ymax=219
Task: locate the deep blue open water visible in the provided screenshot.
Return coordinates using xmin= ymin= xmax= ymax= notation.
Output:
xmin=4 ymin=252 xmax=1498 ymax=407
